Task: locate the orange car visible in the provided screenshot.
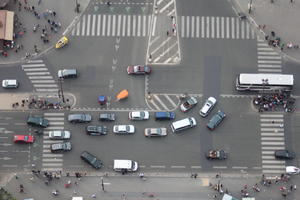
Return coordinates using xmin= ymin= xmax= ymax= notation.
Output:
xmin=14 ymin=135 xmax=34 ymax=143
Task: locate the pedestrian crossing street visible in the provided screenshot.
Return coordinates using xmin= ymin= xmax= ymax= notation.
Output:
xmin=257 ymin=37 xmax=282 ymax=73
xmin=71 ymin=14 xmax=256 ymax=39
xmin=260 ymin=114 xmax=286 ymax=175
xmin=42 ymin=113 xmax=65 ymax=172
xmin=21 ymin=60 xmax=59 ymax=93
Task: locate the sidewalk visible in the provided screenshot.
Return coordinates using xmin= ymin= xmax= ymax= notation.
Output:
xmin=0 ymin=0 xmax=90 ymax=65
xmin=2 ymin=172 xmax=299 ymax=200
xmin=0 ymin=92 xmax=76 ymax=110
xmin=233 ymin=0 xmax=300 ymax=62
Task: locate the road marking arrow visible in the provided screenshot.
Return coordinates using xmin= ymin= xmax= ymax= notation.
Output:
xmin=115 ymin=44 xmax=119 ymax=51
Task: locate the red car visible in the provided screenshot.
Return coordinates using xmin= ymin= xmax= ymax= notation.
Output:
xmin=127 ymin=65 xmax=151 ymax=75
xmin=13 ymin=135 xmax=34 ymax=143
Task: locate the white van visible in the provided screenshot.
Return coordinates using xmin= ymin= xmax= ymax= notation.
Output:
xmin=171 ymin=117 xmax=197 ymax=133
xmin=113 ymin=159 xmax=138 ymax=172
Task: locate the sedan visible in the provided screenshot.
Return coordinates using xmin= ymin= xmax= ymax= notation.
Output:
xmin=113 ymin=125 xmax=135 ymax=134
xmin=2 ymin=79 xmax=19 ymax=88
xmin=199 ymin=97 xmax=217 ymax=117
xmin=129 ymin=111 xmax=150 ymax=120
xmin=81 ymin=151 xmax=103 ymax=169
xmin=99 ymin=113 xmax=115 ymax=121
xmin=86 ymin=125 xmax=108 ymax=136
xmin=68 ymin=114 xmax=92 ymax=123
xmin=144 ymin=128 xmax=167 ymax=137
xmin=13 ymin=135 xmax=34 ymax=143
xmin=51 ymin=142 xmax=72 ymax=153
xmin=275 ymin=150 xmax=295 ymax=159
xmin=49 ymin=130 xmax=71 ymax=140
xmin=27 ymin=116 xmax=49 ymax=128
xmin=127 ymin=65 xmax=151 ymax=75
xmin=206 ymin=149 xmax=227 ymax=160
xmin=180 ymin=97 xmax=198 ymax=112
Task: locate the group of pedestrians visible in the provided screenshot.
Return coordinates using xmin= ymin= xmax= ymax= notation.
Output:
xmin=253 ymin=92 xmax=295 ymax=112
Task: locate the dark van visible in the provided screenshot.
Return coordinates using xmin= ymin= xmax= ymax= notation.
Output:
xmin=58 ymin=69 xmax=77 ymax=79
xmin=155 ymin=112 xmax=175 ymax=120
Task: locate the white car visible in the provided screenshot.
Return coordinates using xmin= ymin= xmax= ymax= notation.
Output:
xmin=144 ymin=128 xmax=167 ymax=137
xmin=286 ymin=166 xmax=300 ymax=175
xmin=113 ymin=125 xmax=135 ymax=134
xmin=2 ymin=79 xmax=19 ymax=88
xmin=49 ymin=130 xmax=71 ymax=140
xmin=129 ymin=111 xmax=150 ymax=120
xmin=199 ymin=97 xmax=217 ymax=117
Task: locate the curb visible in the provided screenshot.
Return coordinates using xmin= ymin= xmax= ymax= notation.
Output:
xmin=231 ymin=0 xmax=300 ymax=65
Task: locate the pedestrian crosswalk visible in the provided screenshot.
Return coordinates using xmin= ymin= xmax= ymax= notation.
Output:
xmin=21 ymin=60 xmax=59 ymax=93
xmin=260 ymin=114 xmax=286 ymax=175
xmin=42 ymin=113 xmax=65 ymax=172
xmin=71 ymin=14 xmax=256 ymax=39
xmin=257 ymin=37 xmax=282 ymax=73
xmin=179 ymin=16 xmax=256 ymax=39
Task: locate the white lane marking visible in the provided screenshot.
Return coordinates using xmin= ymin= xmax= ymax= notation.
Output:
xmin=196 ymin=16 xmax=199 ymax=38
xmin=153 ymin=95 xmax=169 ymax=110
xmin=23 ymin=68 xmax=48 ymax=71
xmin=97 ymin=14 xmax=101 ymax=36
xmin=231 ymin=17 xmax=235 ymax=39
xmin=42 ymin=154 xmax=63 ymax=157
xmin=27 ymin=60 xmax=43 ymax=63
xmin=127 ymin=15 xmax=131 ymax=36
xmin=151 ymin=15 xmax=156 ymax=36
xmin=107 ymin=14 xmax=111 ymax=36
xmin=36 ymin=89 xmax=59 ymax=92
xmin=137 ymin=15 xmax=141 ymax=37
xmin=33 ymin=84 xmax=58 ymax=87
xmin=132 ymin=15 xmax=136 ymax=37
xmin=42 ymin=163 xmax=63 ymax=166
xmin=164 ymin=94 xmax=177 ymax=108
xmin=76 ymin=19 xmax=81 ymax=36
xmin=262 ymin=146 xmax=285 ymax=150
xmin=91 ymin=14 xmax=96 ymax=36
xmin=28 ymin=76 xmax=53 ymax=79
xmin=102 ymin=14 xmax=106 ymax=36
xmin=117 ymin=14 xmax=121 ymax=36
xmin=262 ymin=160 xmax=285 ymax=164
xmin=22 ymin=64 xmax=46 ymax=68
xmin=31 ymin=80 xmax=55 ymax=83
xmin=44 ymin=113 xmax=65 ymax=116
xmin=26 ymin=72 xmax=50 ymax=75
xmin=171 ymin=166 xmax=186 ymax=168
xmin=112 ymin=14 xmax=116 ymax=36
xmin=150 ymin=165 xmax=165 ymax=168
xmin=81 ymin=14 xmax=86 ymax=36
xmin=42 ymin=158 xmax=63 ymax=162
xmin=86 ymin=14 xmax=91 ymax=36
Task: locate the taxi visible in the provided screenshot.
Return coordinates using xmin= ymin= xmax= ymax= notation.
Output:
xmin=55 ymin=36 xmax=69 ymax=49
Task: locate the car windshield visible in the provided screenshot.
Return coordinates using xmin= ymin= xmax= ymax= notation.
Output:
xmin=53 ymin=132 xmax=62 ymax=137
xmin=134 ymin=66 xmax=140 ymax=72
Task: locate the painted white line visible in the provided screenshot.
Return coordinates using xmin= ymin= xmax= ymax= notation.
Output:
xmin=258 ymin=56 xmax=281 ymax=59
xmin=27 ymin=72 xmax=51 ymax=76
xmin=28 ymin=76 xmax=53 ymax=79
xmin=44 ymin=113 xmax=65 ymax=116
xmin=262 ymin=155 xmax=276 ymax=159
xmin=258 ymin=69 xmax=282 ymax=72
xmin=191 ymin=166 xmax=202 ymax=169
xmin=22 ymin=64 xmax=46 ymax=68
xmin=153 ymin=95 xmax=169 ymax=110
xmin=262 ymin=146 xmax=285 ymax=150
xmin=86 ymin=14 xmax=91 ymax=36
xmin=26 ymin=60 xmax=43 ymax=63
xmin=137 ymin=15 xmax=141 ymax=37
xmin=127 ymin=15 xmax=131 ymax=36
xmin=262 ymin=151 xmax=275 ymax=154
xmin=42 ymin=158 xmax=63 ymax=162
xmin=42 ymin=168 xmax=62 ymax=171
xmin=261 ymin=137 xmax=284 ymax=141
xmin=36 ymin=89 xmax=59 ymax=92
xmin=262 ymin=160 xmax=285 ymax=164
xmin=81 ymin=14 xmax=86 ymax=36
xmin=150 ymin=165 xmax=165 ymax=168
xmin=260 ymin=118 xmax=284 ymax=122
xmin=213 ymin=166 xmax=227 ymax=169
xmin=91 ymin=14 xmax=96 ymax=36
xmin=262 ymin=169 xmax=285 ymax=173
xmin=44 ymin=127 xmax=64 ymax=130
xmin=33 ymin=84 xmax=58 ymax=87
xmin=261 ymin=132 xmax=284 ymax=136
xmin=42 ymin=163 xmax=63 ymax=166
xmin=164 ymin=94 xmax=177 ymax=107
xmin=262 ymin=165 xmax=285 ymax=169
xmin=45 ymin=117 xmax=65 ymax=120
xmin=107 ymin=14 xmax=111 ymax=36
xmin=151 ymin=15 xmax=156 ymax=36
xmin=159 ymin=0 xmax=173 ymax=13
xmin=42 ymin=154 xmax=63 ymax=157
xmin=117 ymin=14 xmax=121 ymax=36
xmin=261 ymin=141 xmax=285 ymax=145
xmin=132 ymin=15 xmax=136 ymax=37
xmin=171 ymin=166 xmax=186 ymax=168
xmin=201 ymin=16 xmax=204 ymax=38
xmin=258 ymin=64 xmax=281 ymax=68
xmin=232 ymin=166 xmax=248 ymax=169
xmin=258 ymin=51 xmax=279 ymax=55
xmin=102 ymin=14 xmax=106 ymax=36
xmin=49 ymin=122 xmax=64 ymax=125
xmin=226 ymin=17 xmax=229 ymax=38
xmin=43 ymin=140 xmax=64 ymax=144
xmin=112 ymin=14 xmax=116 ymax=36
xmin=231 ymin=17 xmax=234 ymax=39
xmin=97 ymin=14 xmax=101 ymax=36
xmin=31 ymin=80 xmax=56 ymax=83
xmin=24 ymin=68 xmax=48 ymax=71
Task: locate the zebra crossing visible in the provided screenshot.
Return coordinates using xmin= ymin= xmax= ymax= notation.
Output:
xmin=21 ymin=60 xmax=59 ymax=93
xmin=179 ymin=16 xmax=256 ymax=39
xmin=42 ymin=113 xmax=65 ymax=172
xmin=71 ymin=14 xmax=256 ymax=39
xmin=260 ymin=114 xmax=286 ymax=175
xmin=257 ymin=37 xmax=282 ymax=73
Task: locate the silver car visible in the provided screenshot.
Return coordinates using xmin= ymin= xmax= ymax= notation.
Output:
xmin=144 ymin=128 xmax=167 ymax=137
xmin=49 ymin=130 xmax=71 ymax=140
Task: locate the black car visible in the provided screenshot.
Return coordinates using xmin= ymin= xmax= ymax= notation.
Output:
xmin=99 ymin=113 xmax=115 ymax=121
xmin=206 ymin=150 xmax=227 ymax=160
xmin=51 ymin=142 xmax=72 ymax=153
xmin=86 ymin=125 xmax=108 ymax=136
xmin=275 ymin=150 xmax=295 ymax=159
xmin=206 ymin=111 xmax=226 ymax=130
xmin=68 ymin=114 xmax=92 ymax=123
xmin=27 ymin=116 xmax=49 ymax=128
xmin=80 ymin=151 xmax=103 ymax=169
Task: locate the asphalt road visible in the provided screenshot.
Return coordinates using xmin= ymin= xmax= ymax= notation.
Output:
xmin=0 ymin=0 xmax=300 ymax=179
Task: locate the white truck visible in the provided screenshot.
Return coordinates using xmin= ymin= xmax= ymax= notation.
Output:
xmin=113 ymin=159 xmax=138 ymax=172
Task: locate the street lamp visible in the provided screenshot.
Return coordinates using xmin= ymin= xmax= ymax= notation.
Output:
xmin=101 ymin=177 xmax=105 ymax=191
xmin=58 ymin=78 xmax=65 ymax=103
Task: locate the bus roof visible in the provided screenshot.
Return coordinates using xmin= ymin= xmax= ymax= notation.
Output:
xmin=239 ymin=74 xmax=294 ymax=85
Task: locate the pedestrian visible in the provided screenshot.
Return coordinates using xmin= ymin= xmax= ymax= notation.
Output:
xmin=281 ymin=43 xmax=285 ymax=51
xmin=107 ymin=1 xmax=111 ymax=6
xmin=53 ymin=11 xmax=56 ymax=17
xmin=271 ymin=120 xmax=274 ymax=123
xmin=38 ymin=0 xmax=42 ymax=5
xmin=194 ymin=173 xmax=198 ymax=178
xmin=290 ymin=185 xmax=293 ymax=191
xmin=15 ymin=173 xmax=18 ymax=179
xmin=271 ymin=31 xmax=275 ymax=37
xmin=191 ymin=173 xmax=194 ymax=178
xmin=32 ymin=6 xmax=34 ymax=11
xmin=294 ymin=185 xmax=297 ymax=190
xmin=167 ymin=30 xmax=169 ymax=36
xmin=291 ymin=0 xmax=294 ymax=3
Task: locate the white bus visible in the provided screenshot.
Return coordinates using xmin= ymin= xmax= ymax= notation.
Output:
xmin=236 ymin=73 xmax=294 ymax=92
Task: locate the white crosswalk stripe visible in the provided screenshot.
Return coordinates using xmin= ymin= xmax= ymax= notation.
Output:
xmin=147 ymin=94 xmax=179 ymax=111
xmin=257 ymin=37 xmax=282 ymax=73
xmin=42 ymin=113 xmax=65 ymax=172
xmin=260 ymin=114 xmax=286 ymax=175
xmin=21 ymin=60 xmax=58 ymax=93
xmin=71 ymin=14 xmax=255 ymax=39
